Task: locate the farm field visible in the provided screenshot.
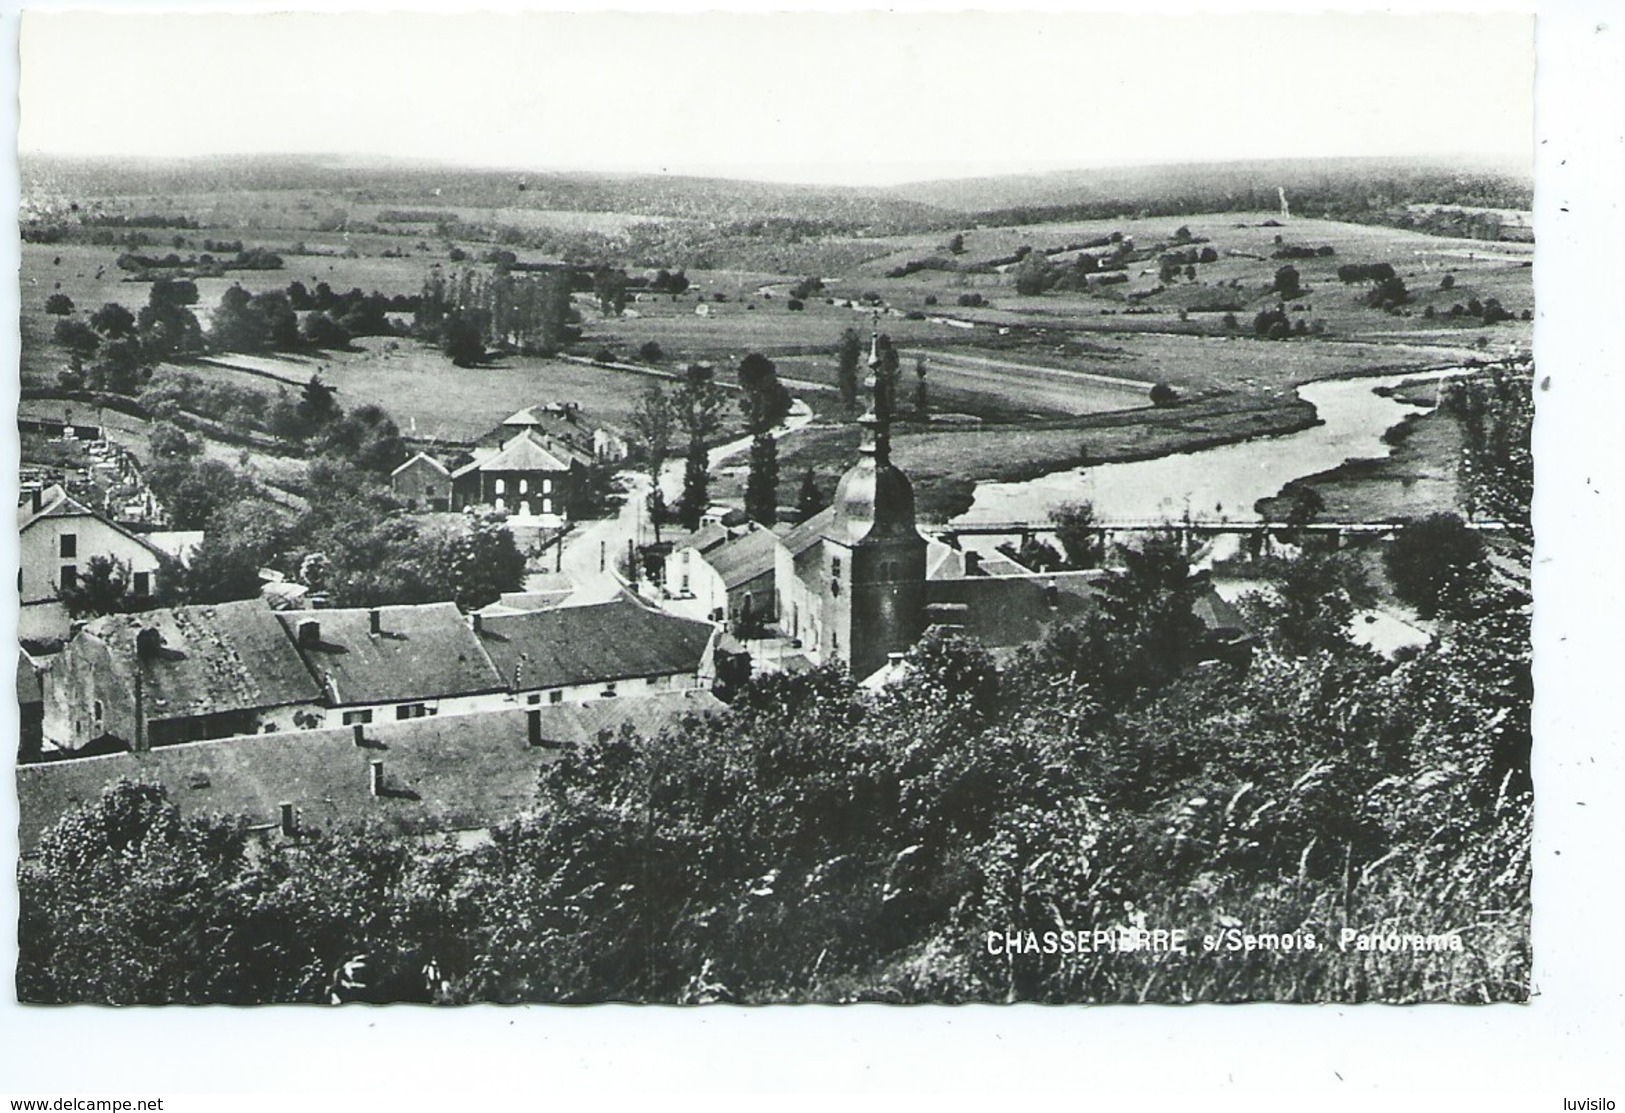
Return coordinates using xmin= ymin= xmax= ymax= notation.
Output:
xmin=19 ymin=165 xmax=1532 ymax=528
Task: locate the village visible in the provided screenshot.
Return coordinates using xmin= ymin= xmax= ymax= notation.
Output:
xmin=17 ymin=321 xmax=1296 ymax=852
xmin=10 ymin=141 xmax=1536 ymax=1009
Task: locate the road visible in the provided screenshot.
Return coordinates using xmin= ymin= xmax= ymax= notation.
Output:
xmin=554 ymin=396 xmax=814 ymax=589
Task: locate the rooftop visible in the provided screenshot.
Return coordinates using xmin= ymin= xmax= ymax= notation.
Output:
xmin=702 ymin=527 xmax=780 ymax=590
xmin=451 ymin=430 xmax=575 ymax=477
xmin=84 ymin=600 xmax=325 ymax=721
xmin=477 ymin=595 xmax=716 ymax=691
xmin=925 ymin=571 xmax=1104 ymax=649
xmin=16 ymin=691 xmax=727 ymax=853
xmin=278 ymin=603 xmax=505 ymax=706
xmin=390 ymin=451 xmax=451 ymax=479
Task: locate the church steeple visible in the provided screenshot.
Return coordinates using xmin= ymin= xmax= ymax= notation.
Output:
xmin=859 ymin=314 xmax=892 ymax=465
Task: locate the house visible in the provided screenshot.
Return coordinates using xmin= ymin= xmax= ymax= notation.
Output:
xmin=17 ymin=651 xmax=45 ymax=760
xmin=499 ymin=403 xmax=627 ymax=463
xmin=17 ymin=691 xmax=727 ymax=854
xmin=667 ymin=523 xmax=780 ymax=632
xmin=390 ymin=452 xmax=453 ymax=512
xmin=276 ymin=603 xmax=508 ymax=727
xmin=450 ymin=430 xmax=579 ymax=522
xmin=41 ymin=599 xmax=328 ymax=754
xmin=475 ymin=593 xmax=717 ymax=706
xmin=18 ymin=486 xmax=166 ymax=609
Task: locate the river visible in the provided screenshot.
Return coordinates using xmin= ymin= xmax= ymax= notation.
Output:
xmin=950 ymin=369 xmax=1462 ymax=527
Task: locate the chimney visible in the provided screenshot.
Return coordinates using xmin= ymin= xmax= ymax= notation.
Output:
xmin=369 ymin=760 xmax=384 ymax=797
xmin=471 ymin=612 xmax=484 ymax=635
xmin=527 ymin=708 xmax=542 ymax=747
xmin=297 ymin=619 xmax=320 ymax=647
xmin=369 ymin=608 xmax=382 ymax=636
xmin=888 ymin=651 xmax=905 ymax=666
xmin=31 ymin=488 xmax=42 ymax=513
xmin=279 ymin=802 xmax=296 ymax=837
xmin=964 ymin=550 xmax=982 ymax=576
xmin=136 ymin=626 xmax=163 ymax=659
xmin=1044 ymin=579 xmax=1059 ymax=609
xmin=352 ymin=722 xmax=365 ymax=747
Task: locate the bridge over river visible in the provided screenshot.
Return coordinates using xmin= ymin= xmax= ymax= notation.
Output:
xmin=932 ymin=517 xmax=1508 ymax=553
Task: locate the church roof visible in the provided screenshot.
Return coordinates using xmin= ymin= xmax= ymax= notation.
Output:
xmin=828 ymin=455 xmax=921 ymax=547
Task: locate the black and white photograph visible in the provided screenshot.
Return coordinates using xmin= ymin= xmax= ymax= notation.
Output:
xmin=5 ymin=5 xmax=1544 ymax=1011
xmin=5 ymin=3 xmax=1621 ymax=1099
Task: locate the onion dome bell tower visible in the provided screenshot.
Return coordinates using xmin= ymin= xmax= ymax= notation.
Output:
xmin=826 ymin=325 xmax=928 ymax=679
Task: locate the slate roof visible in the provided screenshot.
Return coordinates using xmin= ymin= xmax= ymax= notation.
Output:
xmin=19 ymin=487 xmax=168 ymax=560
xmin=277 ymin=603 xmax=504 ymax=706
xmin=703 ymin=528 xmax=780 ymax=590
xmin=476 ymin=596 xmax=716 ymax=691
xmin=925 ymin=571 xmax=1104 ymax=650
xmin=390 ymin=451 xmax=451 ymax=478
xmin=775 ymin=506 xmax=838 ymax=558
xmin=18 ymin=486 xmax=93 ymax=532
xmin=451 ymin=431 xmax=573 ymax=477
xmin=675 ymin=522 xmax=729 ymax=556
xmin=84 ymin=600 xmax=324 ymax=721
xmin=527 ymin=689 xmax=727 ymax=745
xmin=17 ymin=651 xmax=44 ymax=707
xmin=16 ymin=694 xmax=727 ymax=853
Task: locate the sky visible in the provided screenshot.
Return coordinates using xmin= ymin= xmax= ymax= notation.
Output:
xmin=18 ymin=9 xmax=1534 ymax=186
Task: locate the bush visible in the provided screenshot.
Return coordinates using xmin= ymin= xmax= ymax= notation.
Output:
xmin=639 ymin=341 xmax=664 ymax=362
xmin=1149 ymin=382 xmax=1179 ymax=407
xmin=1383 ymin=513 xmax=1487 ymax=619
xmin=786 ymin=299 xmax=804 ymax=312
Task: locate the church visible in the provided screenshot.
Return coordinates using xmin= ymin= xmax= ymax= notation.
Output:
xmin=771 ymin=334 xmax=1108 ymax=682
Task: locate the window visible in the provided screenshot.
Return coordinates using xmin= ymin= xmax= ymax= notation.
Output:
xmin=494 ymin=479 xmax=506 ymax=495
xmin=543 ymin=478 xmax=553 ymax=494
xmin=60 ymin=565 xmax=77 ymax=589
xmin=527 ymin=692 xmax=542 ymax=706
xmin=60 ymin=533 xmax=77 ymax=558
xmin=548 ymin=690 xmax=563 ymax=705
xmin=133 ymin=571 xmax=151 ymax=596
xmin=342 ymin=709 xmax=374 ymax=726
xmin=93 ymin=700 xmax=104 ymax=730
xmin=542 ymin=497 xmax=553 ymax=515
xmin=396 ymin=703 xmax=428 ymax=720
xmin=519 ymin=478 xmax=529 ymax=494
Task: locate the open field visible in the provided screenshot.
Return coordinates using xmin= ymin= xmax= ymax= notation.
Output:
xmin=20 ymin=175 xmax=1531 ymax=525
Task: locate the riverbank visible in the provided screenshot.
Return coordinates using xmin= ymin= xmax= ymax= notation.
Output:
xmin=754 ymin=392 xmax=1320 ymax=522
xmin=1254 ymin=402 xmax=1463 ymax=523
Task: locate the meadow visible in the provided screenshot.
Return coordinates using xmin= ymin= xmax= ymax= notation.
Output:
xmin=19 ymin=167 xmax=1532 ymax=526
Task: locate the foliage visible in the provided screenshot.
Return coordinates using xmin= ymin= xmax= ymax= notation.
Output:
xmin=629 ymin=383 xmax=675 ymax=483
xmin=1383 ymin=513 xmax=1489 ymax=619
xmin=22 ymin=553 xmax=1531 ymax=1003
xmin=59 ymin=555 xmax=143 ymax=618
xmin=796 ymin=469 xmax=827 ymax=522
xmin=1048 ymin=500 xmax=1100 ymax=568
xmin=676 ymin=364 xmax=727 ymax=531
xmin=835 ymin=327 xmax=862 ymax=407
xmin=1443 ymin=364 xmax=1534 ymax=547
